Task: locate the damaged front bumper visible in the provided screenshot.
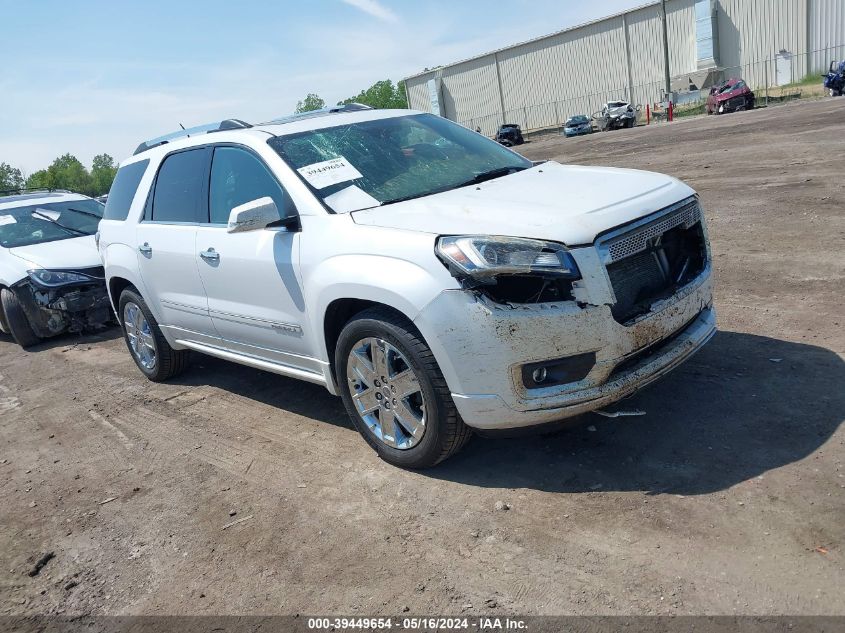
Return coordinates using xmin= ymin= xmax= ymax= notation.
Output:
xmin=11 ymin=278 xmax=112 ymax=339
xmin=415 ymin=264 xmax=715 ymax=431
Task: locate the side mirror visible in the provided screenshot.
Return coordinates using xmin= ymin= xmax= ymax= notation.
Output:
xmin=227 ymin=196 xmax=282 ymax=233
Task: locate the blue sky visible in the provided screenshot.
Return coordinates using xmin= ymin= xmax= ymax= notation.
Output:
xmin=1 ymin=0 xmax=644 ymax=173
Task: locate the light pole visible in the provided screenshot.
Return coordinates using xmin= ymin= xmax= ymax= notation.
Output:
xmin=661 ymin=0 xmax=671 ymax=100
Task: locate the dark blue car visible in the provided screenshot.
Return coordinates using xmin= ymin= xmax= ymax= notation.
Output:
xmin=824 ymin=60 xmax=845 ymax=97
xmin=563 ymin=114 xmax=593 ymax=137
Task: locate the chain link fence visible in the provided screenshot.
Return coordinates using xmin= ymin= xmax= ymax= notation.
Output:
xmin=462 ymin=44 xmax=845 ymax=136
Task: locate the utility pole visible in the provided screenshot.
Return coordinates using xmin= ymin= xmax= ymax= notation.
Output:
xmin=661 ymin=0 xmax=671 ymax=100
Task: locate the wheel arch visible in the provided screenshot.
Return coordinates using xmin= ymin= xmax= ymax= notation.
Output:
xmin=322 ymin=297 xmax=420 ymax=387
xmin=107 ymin=276 xmax=137 ymax=322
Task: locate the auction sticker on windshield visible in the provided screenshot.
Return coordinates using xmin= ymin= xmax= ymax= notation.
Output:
xmin=297 ymin=156 xmax=363 ymax=189
xmin=0 ymin=215 xmax=17 ymax=226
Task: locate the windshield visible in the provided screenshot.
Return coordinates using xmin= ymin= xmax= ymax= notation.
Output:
xmin=268 ymin=113 xmax=532 ymax=213
xmin=607 ymin=101 xmax=627 ymax=108
xmin=0 ymin=199 xmax=103 ymax=249
xmin=567 ymin=116 xmax=588 ymax=125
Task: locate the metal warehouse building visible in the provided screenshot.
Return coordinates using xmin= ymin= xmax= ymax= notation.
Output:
xmin=405 ymin=0 xmax=845 ymax=133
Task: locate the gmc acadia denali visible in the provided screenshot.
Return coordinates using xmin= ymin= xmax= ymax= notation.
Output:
xmin=98 ymin=105 xmax=715 ymax=468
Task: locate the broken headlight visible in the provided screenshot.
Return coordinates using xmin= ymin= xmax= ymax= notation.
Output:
xmin=27 ymin=269 xmax=92 ymax=288
xmin=436 ymin=235 xmax=580 ymax=282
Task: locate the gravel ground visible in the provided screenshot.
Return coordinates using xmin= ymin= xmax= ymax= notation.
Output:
xmin=1 ymin=98 xmax=843 ymax=617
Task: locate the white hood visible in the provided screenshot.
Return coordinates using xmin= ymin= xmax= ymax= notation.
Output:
xmin=9 ymin=235 xmax=101 ymax=270
xmin=352 ymin=162 xmax=695 ymax=245
xmin=606 ymin=105 xmax=631 ymax=117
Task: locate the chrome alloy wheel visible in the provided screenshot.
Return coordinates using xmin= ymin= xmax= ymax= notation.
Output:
xmin=346 ymin=337 xmax=427 ymax=450
xmin=123 ymin=301 xmax=157 ymax=371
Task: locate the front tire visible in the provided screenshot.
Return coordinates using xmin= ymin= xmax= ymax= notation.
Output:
xmin=1 ymin=289 xmax=41 ymax=348
xmin=118 ymin=288 xmax=189 ymax=381
xmin=336 ymin=307 xmax=471 ymax=469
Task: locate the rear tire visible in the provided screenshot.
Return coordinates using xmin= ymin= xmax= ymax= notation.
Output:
xmin=118 ymin=288 xmax=190 ymax=381
xmin=336 ymin=307 xmax=471 ymax=469
xmin=1 ymin=289 xmax=41 ymax=348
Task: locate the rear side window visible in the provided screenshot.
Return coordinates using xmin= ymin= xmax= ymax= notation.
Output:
xmin=104 ymin=159 xmax=149 ymax=221
xmin=208 ymin=147 xmax=293 ymax=224
xmin=151 ymin=148 xmax=209 ymax=223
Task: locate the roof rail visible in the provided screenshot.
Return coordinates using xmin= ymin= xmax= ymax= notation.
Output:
xmin=133 ymin=118 xmax=253 ymax=156
xmin=331 ymin=103 xmax=374 ymax=112
xmin=261 ymin=102 xmax=374 ymax=126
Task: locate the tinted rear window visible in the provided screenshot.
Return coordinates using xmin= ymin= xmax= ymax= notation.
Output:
xmin=151 ymin=149 xmax=208 ymax=223
xmin=104 ymin=159 xmax=149 ymax=221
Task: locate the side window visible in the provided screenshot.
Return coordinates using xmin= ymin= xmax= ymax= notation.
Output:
xmin=151 ymin=148 xmax=209 ymax=223
xmin=104 ymin=159 xmax=148 ymax=221
xmin=208 ymin=146 xmax=293 ymax=225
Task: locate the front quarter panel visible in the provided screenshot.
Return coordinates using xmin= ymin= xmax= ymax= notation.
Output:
xmin=299 ymin=214 xmax=458 ymax=366
xmin=0 ymin=251 xmax=28 ymax=288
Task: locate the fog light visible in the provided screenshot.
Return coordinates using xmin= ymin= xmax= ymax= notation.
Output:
xmin=532 ymin=367 xmax=548 ymax=383
xmin=522 ymin=352 xmax=596 ymax=390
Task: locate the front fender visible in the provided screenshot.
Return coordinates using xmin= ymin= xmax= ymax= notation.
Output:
xmin=0 ymin=260 xmax=27 ymax=289
xmin=309 ymin=253 xmax=452 ymax=365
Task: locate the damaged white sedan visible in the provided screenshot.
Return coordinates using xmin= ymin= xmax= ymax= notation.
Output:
xmin=100 ymin=107 xmax=715 ymax=468
xmin=0 ymin=191 xmax=110 ymax=348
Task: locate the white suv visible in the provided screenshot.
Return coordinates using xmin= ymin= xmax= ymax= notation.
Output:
xmin=0 ymin=190 xmax=109 ymax=348
xmin=99 ymin=106 xmax=715 ymax=468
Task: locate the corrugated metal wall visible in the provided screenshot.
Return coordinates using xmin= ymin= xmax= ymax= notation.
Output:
xmin=809 ymin=0 xmax=845 ymax=71
xmin=406 ymin=76 xmax=433 ymax=115
xmin=497 ymin=16 xmax=629 ymax=130
xmin=441 ymin=55 xmax=501 ymax=125
xmin=626 ymin=1 xmax=698 ymax=107
xmin=717 ymin=0 xmax=808 ymax=86
xmin=405 ymin=0 xmax=844 ymax=133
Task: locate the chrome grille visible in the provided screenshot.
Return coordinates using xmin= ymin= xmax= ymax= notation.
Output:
xmin=602 ymin=199 xmax=701 ymax=263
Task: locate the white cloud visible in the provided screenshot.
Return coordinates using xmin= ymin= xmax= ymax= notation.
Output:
xmin=340 ymin=0 xmax=400 ymax=23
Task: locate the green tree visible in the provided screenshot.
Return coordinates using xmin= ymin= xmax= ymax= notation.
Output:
xmin=339 ymin=79 xmax=407 ymax=109
xmin=0 ymin=162 xmax=25 ymax=191
xmin=90 ymin=153 xmax=117 ymax=196
xmin=45 ymin=154 xmax=93 ymax=195
xmin=25 ymin=169 xmax=51 ymax=190
xmin=295 ymin=93 xmax=326 ymax=113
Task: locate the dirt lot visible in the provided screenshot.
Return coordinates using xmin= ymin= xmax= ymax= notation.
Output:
xmin=1 ymin=99 xmax=843 ymax=617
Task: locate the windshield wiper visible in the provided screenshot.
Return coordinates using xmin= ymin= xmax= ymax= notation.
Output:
xmin=378 ymin=166 xmax=529 ymax=206
xmin=66 ymin=207 xmax=104 ymax=220
xmin=30 ymin=210 xmax=88 ymax=236
xmin=460 ymin=166 xmax=529 ymax=186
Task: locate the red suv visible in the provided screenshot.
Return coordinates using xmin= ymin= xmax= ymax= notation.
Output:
xmin=706 ymin=78 xmax=755 ymax=115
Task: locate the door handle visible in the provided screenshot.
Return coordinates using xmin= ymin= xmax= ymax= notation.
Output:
xmin=138 ymin=242 xmax=152 ymax=255
xmin=199 ymin=248 xmax=220 ymax=262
